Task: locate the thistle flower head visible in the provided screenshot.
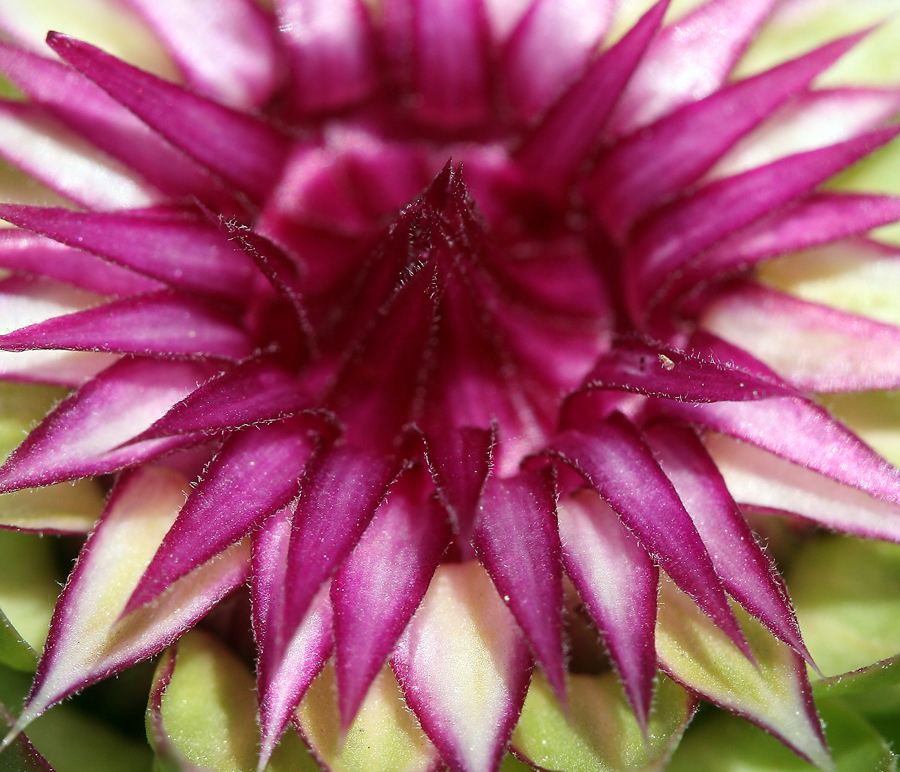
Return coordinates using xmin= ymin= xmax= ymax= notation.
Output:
xmin=1 ymin=1 xmax=900 ymax=771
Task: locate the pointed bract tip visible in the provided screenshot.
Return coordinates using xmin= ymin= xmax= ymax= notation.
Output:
xmin=554 ymin=675 xmax=572 ymax=719
xmin=635 ymin=704 xmax=651 ymax=749
xmin=1 ymin=707 xmax=39 ymax=753
xmin=538 ymin=644 xmax=569 ymax=716
xmin=338 ymin=689 xmax=359 ymax=738
xmin=625 ymin=674 xmax=654 ymax=742
xmin=773 ymin=606 xmax=821 ymax=677
xmin=733 ymin=625 xmax=758 ymax=670
xmin=0 ymin=727 xmax=17 ymax=753
xmin=642 ymin=0 xmax=673 ymax=30
xmin=422 ymin=158 xmax=457 ymax=211
xmin=802 ymin=646 xmax=826 ymax=681
xmin=337 ymin=684 xmax=360 ymax=748
xmin=44 ymin=31 xmax=76 ymax=55
xmin=256 ymin=742 xmax=276 ymax=772
xmin=119 ymin=580 xmax=158 ymax=621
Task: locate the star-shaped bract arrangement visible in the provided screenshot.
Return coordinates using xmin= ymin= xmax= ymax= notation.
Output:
xmin=0 ymin=1 xmax=899 ymax=770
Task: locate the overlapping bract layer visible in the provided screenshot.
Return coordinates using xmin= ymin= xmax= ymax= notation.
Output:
xmin=0 ymin=1 xmax=899 ymax=771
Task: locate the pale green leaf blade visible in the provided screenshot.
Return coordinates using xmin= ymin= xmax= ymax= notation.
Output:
xmin=0 ymin=531 xmax=61 ymax=671
xmin=0 ymin=662 xmax=151 ymax=772
xmin=813 ymin=654 xmax=900 ymax=703
xmin=655 ymin=575 xmax=831 ymax=769
xmin=11 ymin=467 xmax=249 ymax=739
xmin=816 ymin=392 xmax=900 ymax=469
xmin=0 ymin=483 xmax=105 ymax=534
xmin=668 ymin=698 xmax=895 ymax=772
xmin=147 ymin=630 xmax=318 ymax=772
xmin=295 ymin=662 xmax=440 ymax=772
xmin=511 ymin=670 xmax=695 ymax=772
xmin=0 ymin=381 xmax=103 ymax=533
xmin=0 ymin=704 xmax=53 ymax=772
xmin=761 ymin=243 xmax=900 ymax=339
xmin=0 ymin=611 xmax=36 ymax=674
xmin=736 ymin=1 xmax=900 ymax=86
xmin=788 ymin=536 xmax=900 ymax=677
xmin=500 ymin=755 xmax=534 ymax=772
xmin=0 ymin=383 xmax=66 ymax=463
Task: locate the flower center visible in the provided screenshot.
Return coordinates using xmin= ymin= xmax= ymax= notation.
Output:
xmin=246 ymin=150 xmax=612 ymax=475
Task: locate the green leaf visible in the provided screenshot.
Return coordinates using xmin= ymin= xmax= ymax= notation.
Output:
xmin=0 ymin=531 xmax=61 ymax=672
xmin=296 ymin=662 xmax=440 ymax=772
xmin=1 ymin=704 xmax=53 ymax=772
xmin=15 ymin=467 xmax=249 ymax=737
xmin=0 ymin=612 xmax=36 ymax=675
xmin=0 ymin=739 xmax=53 ymax=772
xmin=760 ymin=250 xmax=900 ymax=329
xmin=668 ymin=698 xmax=895 ymax=772
xmin=0 ymin=663 xmax=151 ymax=772
xmin=0 ymin=663 xmax=32 ymax=719
xmin=147 ymin=630 xmax=318 ymax=772
xmin=788 ymin=536 xmax=900 ymax=677
xmin=814 ymin=655 xmax=900 ymax=700
xmin=500 ymin=754 xmax=535 ymax=772
xmin=511 ymin=670 xmax=695 ymax=772
xmin=0 ymin=382 xmax=104 ymax=533
xmin=736 ymin=4 xmax=900 ymax=87
xmin=816 ymin=392 xmax=900 ymax=470
xmin=19 ymin=706 xmax=152 ymax=772
xmin=0 ymin=383 xmax=66 ymax=464
xmin=0 ymin=482 xmax=105 ymax=534
xmin=655 ymin=574 xmax=831 ymax=769
xmin=830 ymin=134 xmax=900 ymax=245
xmin=812 ymin=655 xmax=900 ymax=756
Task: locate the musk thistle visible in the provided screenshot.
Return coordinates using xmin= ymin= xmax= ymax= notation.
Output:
xmin=0 ymin=0 xmax=900 ymax=770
